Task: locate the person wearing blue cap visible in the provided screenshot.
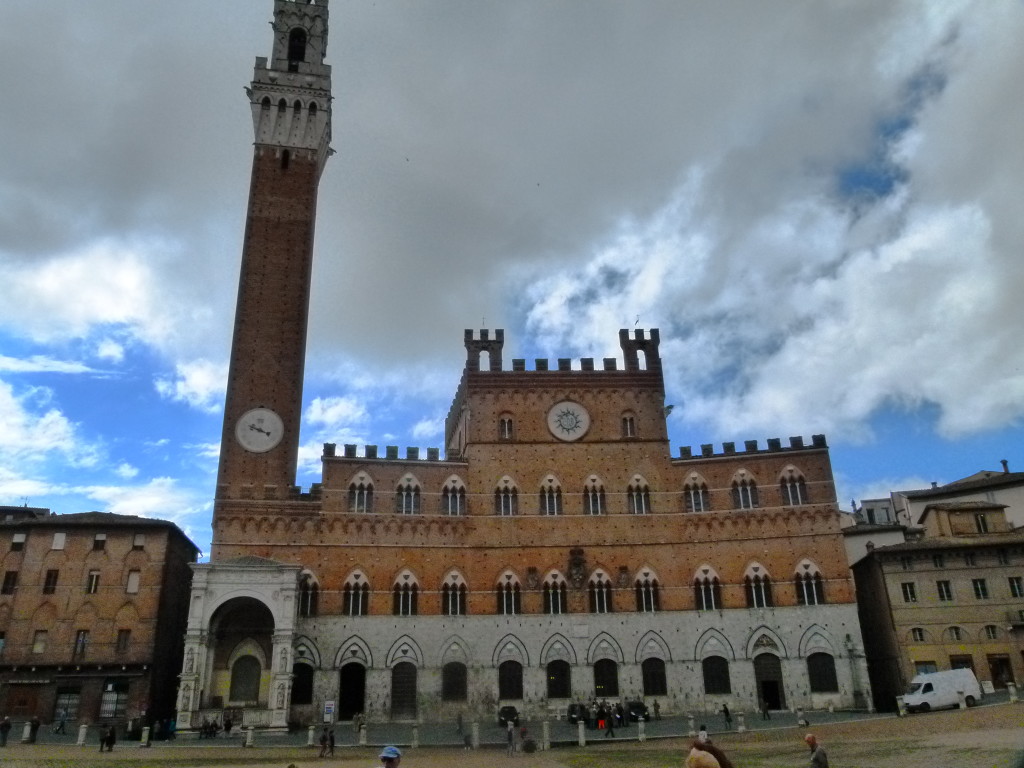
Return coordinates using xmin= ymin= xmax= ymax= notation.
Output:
xmin=378 ymin=745 xmax=402 ymax=767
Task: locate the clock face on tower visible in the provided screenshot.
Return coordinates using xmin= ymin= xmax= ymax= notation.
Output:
xmin=235 ymin=407 xmax=284 ymax=453
xmin=547 ymin=401 xmax=591 ymax=442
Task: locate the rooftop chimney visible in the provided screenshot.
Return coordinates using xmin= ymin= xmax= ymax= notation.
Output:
xmin=1002 ymin=459 xmax=1009 ymax=473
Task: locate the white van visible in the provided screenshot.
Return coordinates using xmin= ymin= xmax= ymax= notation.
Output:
xmin=904 ymin=668 xmax=983 ymax=713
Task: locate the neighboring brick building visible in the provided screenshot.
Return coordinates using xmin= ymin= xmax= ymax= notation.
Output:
xmin=0 ymin=508 xmax=198 ymax=727
xmin=851 ymin=496 xmax=1024 ymax=710
xmin=175 ymin=0 xmax=870 ymax=731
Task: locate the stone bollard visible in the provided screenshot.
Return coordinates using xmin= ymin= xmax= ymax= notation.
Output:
xmin=796 ymin=708 xmax=804 ymax=723
xmin=77 ymin=723 xmax=89 ymax=746
xmin=360 ymin=723 xmax=368 ymax=746
xmin=541 ymin=720 xmax=550 ymax=751
xmin=244 ymin=726 xmax=255 ymax=748
xmin=307 ymin=725 xmax=316 ymax=746
xmin=638 ymin=718 xmax=646 ymax=743
xmin=687 ymin=714 xmax=696 ymax=737
xmin=577 ymin=719 xmax=586 ymax=747
xmin=1009 ymin=682 xmax=1019 ymax=703
xmin=957 ymin=690 xmax=967 ymax=710
xmin=140 ymin=726 xmax=151 ymax=747
xmin=896 ymin=696 xmax=907 ymax=717
xmin=828 ymin=702 xmax=835 ymax=713
xmin=736 ymin=712 xmax=747 ymax=733
xmin=412 ymin=722 xmax=419 ymax=748
xmin=21 ymin=721 xmax=32 ymax=743
xmin=470 ymin=721 xmax=479 ymax=750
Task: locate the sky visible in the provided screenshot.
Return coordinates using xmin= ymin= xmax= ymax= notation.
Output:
xmin=1 ymin=1 xmax=1023 ymax=557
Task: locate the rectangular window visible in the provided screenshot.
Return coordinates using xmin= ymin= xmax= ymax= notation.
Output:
xmin=86 ymin=570 xmax=100 ymax=595
xmin=901 ymin=582 xmax=917 ymax=603
xmin=43 ymin=569 xmax=59 ymax=595
xmin=132 ymin=533 xmax=145 ymax=550
xmin=52 ymin=532 xmax=66 ymax=550
xmin=975 ymin=514 xmax=989 ymax=533
xmin=986 ymin=625 xmax=999 ymax=640
xmin=998 ymin=549 xmax=1010 ymax=565
xmin=73 ymin=629 xmax=89 ymax=660
xmin=964 ymin=552 xmax=976 ymax=566
xmin=99 ymin=680 xmax=129 ymax=719
xmin=911 ymin=627 xmax=925 ymax=641
xmin=53 ymin=689 xmax=81 ymax=722
xmin=116 ymin=629 xmax=131 ymax=654
xmin=932 ymin=553 xmax=945 ymax=568
xmin=973 ymin=578 xmax=990 ymax=599
xmin=11 ymin=533 xmax=25 ymax=552
xmin=32 ymin=630 xmax=48 ymax=654
xmin=915 ymin=660 xmax=938 ymax=675
xmin=937 ymin=580 xmax=953 ymax=601
xmin=1 ymin=571 xmax=17 ymax=595
xmin=900 ymin=556 xmax=913 ymax=570
xmin=93 ymin=533 xmax=106 ymax=551
xmin=126 ymin=570 xmax=141 ymax=594
xmin=622 ymin=416 xmax=636 ymax=438
xmin=1010 ymin=577 xmax=1024 ymax=598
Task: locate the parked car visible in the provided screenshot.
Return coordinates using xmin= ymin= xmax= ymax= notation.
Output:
xmin=626 ymin=700 xmax=649 ymax=721
xmin=498 ymin=705 xmax=520 ymax=727
xmin=565 ymin=703 xmax=587 ymax=724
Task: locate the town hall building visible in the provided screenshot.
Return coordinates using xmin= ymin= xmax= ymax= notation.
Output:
xmin=175 ymin=0 xmax=871 ymax=730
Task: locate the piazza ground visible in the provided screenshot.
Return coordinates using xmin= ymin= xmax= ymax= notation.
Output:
xmin=0 ymin=702 xmax=1022 ymax=768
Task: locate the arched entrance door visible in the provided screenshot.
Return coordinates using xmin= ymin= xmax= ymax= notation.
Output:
xmin=390 ymin=662 xmax=417 ymax=719
xmin=593 ymin=658 xmax=619 ymax=697
xmin=338 ymin=663 xmax=366 ymax=720
xmin=754 ymin=653 xmax=786 ymax=710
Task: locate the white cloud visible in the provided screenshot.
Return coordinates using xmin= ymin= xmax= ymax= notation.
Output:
xmin=96 ymin=338 xmax=125 ymax=363
xmin=155 ymin=359 xmax=227 ymax=413
xmin=0 ymin=355 xmax=95 ymax=374
xmin=114 ymin=463 xmax=139 ymax=479
xmin=0 ymin=379 xmax=98 ymax=466
xmin=411 ymin=417 xmax=445 ymax=440
xmin=305 ymin=396 xmax=369 ymax=430
xmin=78 ymin=477 xmax=208 ymax=529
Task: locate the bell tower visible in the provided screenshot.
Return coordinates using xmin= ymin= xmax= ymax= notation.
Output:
xmin=215 ymin=0 xmax=332 ymax=506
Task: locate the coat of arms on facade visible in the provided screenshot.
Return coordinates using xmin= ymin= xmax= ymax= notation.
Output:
xmin=569 ymin=548 xmax=586 ymax=588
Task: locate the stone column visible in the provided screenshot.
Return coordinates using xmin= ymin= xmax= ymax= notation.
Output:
xmin=541 ymin=720 xmax=550 ymax=751
xmin=140 ymin=726 xmax=151 ymax=747
xmin=736 ymin=712 xmax=746 ymax=733
xmin=307 ymin=725 xmax=316 ymax=746
xmin=577 ymin=719 xmax=586 ymax=746
xmin=412 ymin=722 xmax=419 ymax=748
xmin=638 ymin=719 xmax=646 ymax=742
xmin=244 ymin=726 xmax=255 ymax=747
xmin=687 ymin=714 xmax=696 ymax=737
xmin=1008 ymin=682 xmax=1019 ymax=703
xmin=77 ymin=724 xmax=88 ymax=746
xmin=470 ymin=721 xmax=479 ymax=749
xmin=270 ymin=635 xmax=293 ymax=728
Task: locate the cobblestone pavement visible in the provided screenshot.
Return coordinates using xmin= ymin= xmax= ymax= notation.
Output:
xmin=0 ymin=695 xmax=1020 ymax=767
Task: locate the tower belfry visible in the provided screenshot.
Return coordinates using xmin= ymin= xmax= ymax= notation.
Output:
xmin=215 ymin=0 xmax=332 ymax=512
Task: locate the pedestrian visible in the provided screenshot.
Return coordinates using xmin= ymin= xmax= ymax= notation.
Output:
xmin=28 ymin=715 xmax=40 ymax=743
xmin=327 ymin=727 xmax=335 ymax=757
xmin=168 ymin=718 xmax=176 ymax=740
xmin=804 ymin=733 xmax=829 ymax=768
xmin=224 ymin=716 xmax=233 ymax=736
xmin=760 ymin=699 xmax=770 ymax=720
xmin=721 ymin=703 xmax=731 ymax=729
xmin=319 ymin=726 xmax=329 ymax=757
xmin=506 ymin=720 xmax=515 ymax=756
xmin=653 ymin=699 xmax=661 ymax=720
xmin=54 ymin=707 xmax=67 ymax=734
xmin=0 ymin=716 xmax=11 ymax=747
xmin=698 ymin=724 xmax=709 ymax=743
xmin=456 ymin=711 xmax=463 ymax=735
xmin=685 ymin=738 xmax=735 ymax=768
xmin=604 ymin=710 xmax=616 ymax=739
xmin=105 ymin=723 xmax=117 ymax=751
xmin=378 ymin=744 xmax=401 ymax=768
